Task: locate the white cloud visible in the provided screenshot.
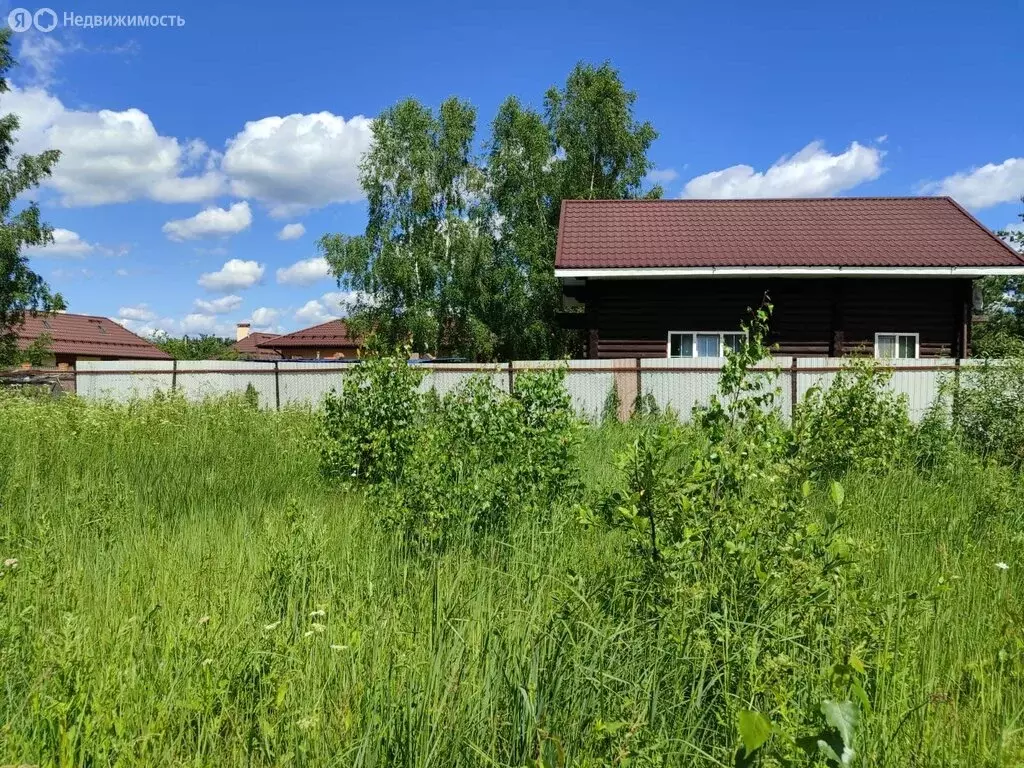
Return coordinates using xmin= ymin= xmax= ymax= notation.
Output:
xmin=163 ymin=201 xmax=252 ymax=241
xmin=114 ymin=268 xmax=130 ymax=277
xmin=250 ymin=307 xmax=282 ymax=329
xmin=1 ymin=85 xmax=225 ymax=207
xmin=222 ymin=112 xmax=373 ymax=217
xmin=193 ymin=294 xmax=243 ymax=314
xmin=179 ymin=313 xmax=227 ymax=335
xmin=648 ymin=168 xmax=679 ymax=184
xmin=922 ymin=158 xmax=1024 ymax=210
xmin=277 ymin=222 xmax=306 ymax=240
xmin=198 ymin=259 xmax=264 ymax=291
xmin=17 ymin=35 xmax=73 ymax=87
xmin=276 ymin=256 xmax=332 ymax=286
xmin=682 ymin=140 xmax=884 ymax=199
xmin=293 ymin=290 xmax=355 ymax=326
xmin=117 ymin=304 xmax=156 ymax=322
xmin=25 ymin=227 xmax=94 ymax=257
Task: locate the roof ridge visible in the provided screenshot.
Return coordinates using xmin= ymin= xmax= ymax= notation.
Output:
xmin=562 ymin=196 xmax=951 ymax=203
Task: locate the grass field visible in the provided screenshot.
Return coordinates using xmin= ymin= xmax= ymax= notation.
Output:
xmin=1 ymin=385 xmax=1022 ymax=767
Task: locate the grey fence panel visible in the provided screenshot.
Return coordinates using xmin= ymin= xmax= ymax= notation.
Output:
xmin=72 ymin=358 xmax=966 ymax=421
xmin=641 ymin=357 xmax=724 ymax=421
xmin=795 ymin=357 xmax=952 ymax=421
xmin=420 ymin=363 xmax=508 ymax=398
xmin=76 ymin=360 xmax=174 ymax=402
xmin=175 ymin=360 xmax=278 ymax=407
xmin=277 ymin=362 xmax=351 ymax=406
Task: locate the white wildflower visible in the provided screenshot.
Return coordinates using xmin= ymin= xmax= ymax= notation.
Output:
xmin=263 ymin=620 xmax=282 ymax=631
xmin=198 ymin=615 xmax=210 ymax=625
xmin=310 ymin=622 xmax=326 ymax=633
xmin=3 ymin=558 xmax=17 ymax=569
xmin=996 ymin=562 xmax=1009 ymax=571
xmin=309 ymin=609 xmax=326 ymax=619
xmin=303 ymin=630 xmax=314 ymax=638
xmin=201 ymin=658 xmax=214 ymax=666
xmin=330 ymin=644 xmax=348 ymax=651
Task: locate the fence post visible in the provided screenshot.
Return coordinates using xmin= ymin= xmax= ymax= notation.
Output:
xmin=789 ymin=356 xmax=798 ymax=421
xmin=635 ymin=357 xmax=642 ymax=416
xmin=507 ymin=361 xmax=514 ymax=394
xmin=171 ymin=359 xmax=178 ymax=393
xmin=274 ymin=361 xmax=281 ymax=410
xmin=951 ymin=357 xmax=961 ymax=420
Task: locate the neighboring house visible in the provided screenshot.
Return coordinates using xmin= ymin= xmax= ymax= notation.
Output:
xmin=231 ymin=323 xmax=282 ymax=361
xmin=555 ymin=197 xmax=1024 ymax=359
xmin=14 ymin=312 xmax=171 ymax=368
xmin=256 ymin=319 xmax=361 ymax=359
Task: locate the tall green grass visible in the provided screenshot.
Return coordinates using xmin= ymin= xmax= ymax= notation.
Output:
xmin=0 ymin=393 xmax=1021 ymax=766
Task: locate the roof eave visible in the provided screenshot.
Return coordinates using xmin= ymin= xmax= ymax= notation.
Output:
xmin=555 ymin=265 xmax=1024 ymax=279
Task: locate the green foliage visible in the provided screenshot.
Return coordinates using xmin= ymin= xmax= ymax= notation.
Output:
xmin=0 ymin=29 xmax=65 ymax=367
xmin=0 ymin=388 xmax=1022 ymax=765
xmin=318 ymin=352 xmax=425 ymax=484
xmin=601 ymin=381 xmax=621 ymax=424
xmin=795 ymin=359 xmax=912 ymax=480
xmin=973 ymin=200 xmax=1024 ymax=356
xmin=153 ymin=333 xmax=239 ymax=360
xmin=15 ymin=331 xmax=53 ymax=367
xmin=323 ymin=61 xmax=660 ymax=360
xmin=321 ymin=360 xmax=579 ymax=551
xmin=953 ymin=355 xmax=1024 ymax=467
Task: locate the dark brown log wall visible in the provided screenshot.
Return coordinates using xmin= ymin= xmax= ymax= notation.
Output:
xmin=583 ymin=278 xmax=971 ymax=359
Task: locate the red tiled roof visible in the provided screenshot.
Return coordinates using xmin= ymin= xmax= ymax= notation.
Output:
xmin=256 ymin=319 xmax=360 ymax=349
xmin=555 ymin=197 xmax=1024 ymax=269
xmin=16 ymin=312 xmax=171 ymax=359
xmin=231 ymin=332 xmax=282 ymax=360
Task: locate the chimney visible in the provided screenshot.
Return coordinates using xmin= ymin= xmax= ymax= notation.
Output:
xmin=236 ymin=322 xmax=251 ymax=341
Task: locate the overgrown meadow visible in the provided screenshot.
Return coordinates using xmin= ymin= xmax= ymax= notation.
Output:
xmin=2 ymin=329 xmax=1023 ymax=766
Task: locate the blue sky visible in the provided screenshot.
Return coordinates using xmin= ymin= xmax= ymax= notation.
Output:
xmin=3 ymin=0 xmax=1022 ymax=337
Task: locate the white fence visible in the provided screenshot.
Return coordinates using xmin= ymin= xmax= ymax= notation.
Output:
xmin=75 ymin=357 xmax=969 ymax=422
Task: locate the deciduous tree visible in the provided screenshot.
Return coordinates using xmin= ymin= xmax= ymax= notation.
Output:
xmin=0 ymin=28 xmax=64 ymax=367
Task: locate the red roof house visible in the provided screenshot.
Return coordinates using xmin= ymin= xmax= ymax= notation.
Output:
xmin=256 ymin=319 xmax=361 ymax=359
xmin=230 ymin=323 xmax=282 ymax=361
xmin=555 ymin=197 xmax=1024 ymax=359
xmin=14 ymin=312 xmax=171 ymax=368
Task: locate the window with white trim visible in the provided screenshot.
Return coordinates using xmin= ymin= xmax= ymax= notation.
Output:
xmin=874 ymin=333 xmax=919 ymax=359
xmin=668 ymin=331 xmax=745 ymax=358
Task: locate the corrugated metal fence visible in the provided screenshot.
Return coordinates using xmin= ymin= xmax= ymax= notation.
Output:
xmin=74 ymin=357 xmax=968 ymax=422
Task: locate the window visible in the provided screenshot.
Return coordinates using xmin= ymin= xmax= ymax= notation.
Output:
xmin=875 ymin=333 xmax=918 ymax=359
xmin=668 ymin=331 xmax=745 ymax=358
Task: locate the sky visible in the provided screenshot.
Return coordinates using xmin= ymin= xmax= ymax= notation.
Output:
xmin=2 ymin=0 xmax=1022 ymax=338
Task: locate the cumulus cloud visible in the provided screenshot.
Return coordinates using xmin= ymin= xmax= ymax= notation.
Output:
xmin=24 ymin=227 xmax=94 ymax=257
xmin=293 ymin=290 xmax=355 ymax=325
xmin=223 ymin=112 xmax=373 ymax=217
xmin=682 ymin=140 xmax=883 ymax=199
xmin=117 ymin=304 xmax=156 ymax=322
xmin=162 ymin=201 xmax=253 ymax=241
xmin=193 ymin=294 xmax=243 ymax=314
xmin=2 ymin=85 xmax=225 ymax=207
xmin=647 ymin=168 xmax=679 ymax=184
xmin=277 ymin=222 xmax=306 ymax=241
xmin=198 ymin=259 xmax=264 ymax=291
xmin=250 ymin=307 xmax=282 ymax=329
xmin=276 ymin=256 xmax=332 ymax=286
xmin=921 ymin=157 xmax=1024 ymax=210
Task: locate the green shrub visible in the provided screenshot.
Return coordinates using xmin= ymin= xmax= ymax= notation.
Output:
xmin=795 ymin=360 xmax=912 ymax=480
xmin=318 ymin=354 xmax=424 ymax=484
xmin=953 ymin=356 xmax=1024 ymax=468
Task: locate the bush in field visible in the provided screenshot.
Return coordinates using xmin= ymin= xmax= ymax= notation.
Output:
xmin=318 ymin=353 xmax=424 ymax=484
xmin=953 ymin=356 xmax=1024 ymax=468
xmin=585 ymin=305 xmax=882 ymax=765
xmin=318 ymin=359 xmax=579 ymax=550
xmin=795 ymin=360 xmax=912 ymax=480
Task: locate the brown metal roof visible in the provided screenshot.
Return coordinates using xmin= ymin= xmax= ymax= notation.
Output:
xmin=231 ymin=332 xmax=282 ymax=360
xmin=555 ymin=197 xmax=1024 ymax=269
xmin=256 ymin=319 xmax=360 ymax=349
xmin=16 ymin=312 xmax=171 ymax=359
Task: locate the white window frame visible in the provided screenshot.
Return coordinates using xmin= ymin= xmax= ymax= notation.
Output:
xmin=667 ymin=331 xmax=746 ymax=358
xmin=874 ymin=332 xmax=919 ymax=359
